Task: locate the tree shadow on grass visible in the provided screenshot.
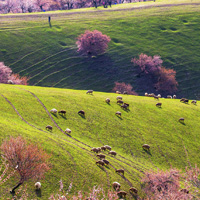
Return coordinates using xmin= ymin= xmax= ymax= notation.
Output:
xmin=35 ymin=189 xmax=42 ymax=197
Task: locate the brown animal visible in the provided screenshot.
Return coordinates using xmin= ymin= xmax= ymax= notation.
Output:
xmin=184 ymin=99 xmax=189 ymax=103
xmin=117 ymin=191 xmax=127 ymax=198
xmin=101 ymin=146 xmax=107 ymax=151
xmin=102 ymin=159 xmax=109 ymax=165
xmin=97 ymin=154 xmax=105 ymax=160
xmin=129 ymin=187 xmax=138 ymax=194
xmin=46 ymin=125 xmax=53 ymax=131
xmin=58 ymin=110 xmax=66 ymax=115
xmin=91 ymin=148 xmax=101 ymax=153
xmin=104 ymin=145 xmax=112 ymax=151
xmin=113 ymin=182 xmax=121 ymax=191
xmin=154 ymin=96 xmax=159 ymax=100
xmin=78 ymin=110 xmax=85 ymax=116
xmin=180 ymin=98 xmax=186 ymax=102
xmin=108 ymin=151 xmax=117 ymax=156
xmin=180 ymin=189 xmax=189 ymax=194
xmin=179 ymin=118 xmax=184 ymax=123
xmin=117 ymin=100 xmax=124 ymax=104
xmin=191 ymin=100 xmax=197 ymax=105
xmin=124 ymin=103 xmax=129 ymax=107
xmin=115 ymin=169 xmax=124 ymax=175
xmin=156 ymin=102 xmax=162 ymax=107
xmin=96 ymin=160 xmax=104 ymax=166
xmin=142 ymin=144 xmax=150 ymax=151
xmin=121 ymin=104 xmax=128 ymax=109
xmin=115 ymin=111 xmax=121 ymax=116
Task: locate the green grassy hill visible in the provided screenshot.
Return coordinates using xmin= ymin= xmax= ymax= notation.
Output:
xmin=0 ymin=0 xmax=200 ymax=99
xmin=0 ymin=84 xmax=200 ymax=199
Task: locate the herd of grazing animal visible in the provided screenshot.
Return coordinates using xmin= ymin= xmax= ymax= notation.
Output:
xmin=45 ymin=90 xmax=197 ymax=197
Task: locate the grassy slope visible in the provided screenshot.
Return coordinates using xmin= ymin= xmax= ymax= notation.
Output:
xmin=0 ymin=0 xmax=200 ymax=98
xmin=0 ymin=84 xmax=200 ymax=199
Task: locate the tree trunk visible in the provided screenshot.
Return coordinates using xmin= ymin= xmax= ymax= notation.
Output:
xmin=10 ymin=181 xmax=23 ymax=194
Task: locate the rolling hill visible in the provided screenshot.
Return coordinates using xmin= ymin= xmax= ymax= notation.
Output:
xmin=0 ymin=0 xmax=200 ymax=99
xmin=0 ymin=84 xmax=200 ymax=199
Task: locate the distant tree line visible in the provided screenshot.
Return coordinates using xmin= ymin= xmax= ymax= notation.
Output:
xmin=0 ymin=0 xmax=152 ymax=13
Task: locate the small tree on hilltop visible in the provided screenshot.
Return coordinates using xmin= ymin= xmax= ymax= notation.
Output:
xmin=112 ymin=82 xmax=138 ymax=95
xmin=76 ymin=30 xmax=111 ymax=56
xmin=155 ymin=67 xmax=178 ymax=93
xmin=0 ymin=136 xmax=51 ymax=193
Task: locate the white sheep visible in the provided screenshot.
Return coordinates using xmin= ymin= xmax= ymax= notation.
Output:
xmin=167 ymin=95 xmax=172 ymax=99
xmin=145 ymin=92 xmax=148 ymax=96
xmin=50 ymin=108 xmax=57 ymax=114
xmin=86 ymin=90 xmax=93 ymax=94
xmin=116 ymin=96 xmax=122 ymax=100
xmin=105 ymin=98 xmax=110 ymax=103
xmin=7 ymin=80 xmax=13 ymax=84
xmin=35 ymin=182 xmax=41 ymax=190
xmin=65 ymin=128 xmax=71 ymax=134
xmin=157 ymin=94 xmax=161 ymax=98
xmin=116 ymin=91 xmax=121 ymax=94
xmin=173 ymin=95 xmax=176 ymax=99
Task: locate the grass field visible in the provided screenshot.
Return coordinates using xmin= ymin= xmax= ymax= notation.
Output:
xmin=0 ymin=84 xmax=200 ymax=199
xmin=0 ymin=0 xmax=200 ymax=99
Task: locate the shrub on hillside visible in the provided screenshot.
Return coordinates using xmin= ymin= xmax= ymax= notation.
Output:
xmin=112 ymin=82 xmax=138 ymax=95
xmin=132 ymin=54 xmax=178 ymax=93
xmin=0 ymin=62 xmax=29 ymax=85
xmin=1 ymin=136 xmax=50 ymax=193
xmin=76 ymin=30 xmax=111 ymax=56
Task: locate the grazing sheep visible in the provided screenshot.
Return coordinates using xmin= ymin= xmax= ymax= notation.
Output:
xmin=156 ymin=102 xmax=162 ymax=107
xmin=101 ymin=146 xmax=107 ymax=151
xmin=104 ymin=145 xmax=112 ymax=151
xmin=180 ymin=189 xmax=189 ymax=194
xmin=115 ymin=111 xmax=121 ymax=116
xmin=50 ymin=108 xmax=57 ymax=114
xmin=117 ymin=191 xmax=127 ymax=198
xmin=154 ymin=96 xmax=159 ymax=100
xmin=116 ymin=96 xmax=123 ymax=100
xmin=102 ymin=159 xmax=109 ymax=165
xmin=96 ymin=160 xmax=104 ymax=166
xmin=46 ymin=125 xmax=53 ymax=131
xmin=108 ymin=151 xmax=117 ymax=156
xmin=105 ymin=98 xmax=110 ymax=103
xmin=179 ymin=118 xmax=184 ymax=123
xmin=124 ymin=103 xmax=129 ymax=107
xmin=145 ymin=93 xmax=148 ymax=96
xmin=115 ymin=169 xmax=124 ymax=175
xmin=116 ymin=91 xmax=121 ymax=94
xmin=173 ymin=95 xmax=176 ymax=99
xmin=184 ymin=99 xmax=189 ymax=103
xmin=129 ymin=187 xmax=138 ymax=194
xmin=35 ymin=182 xmax=41 ymax=190
xmin=191 ymin=100 xmax=197 ymax=105
xmin=157 ymin=94 xmax=161 ymax=98
xmin=91 ymin=148 xmax=101 ymax=153
xmin=113 ymin=182 xmax=121 ymax=191
xmin=123 ymin=91 xmax=128 ymax=95
xmin=142 ymin=144 xmax=150 ymax=151
xmin=148 ymin=93 xmax=155 ymax=97
xmin=167 ymin=95 xmax=172 ymax=99
xmin=58 ymin=110 xmax=66 ymax=115
xmin=7 ymin=80 xmax=13 ymax=84
xmin=86 ymin=90 xmax=93 ymax=94
xmin=180 ymin=98 xmax=186 ymax=102
xmin=121 ymin=104 xmax=128 ymax=109
xmin=97 ymin=154 xmax=106 ymax=160
xmin=117 ymin=100 xmax=124 ymax=104
xmin=65 ymin=128 xmax=71 ymax=134
xmin=78 ymin=110 xmax=85 ymax=116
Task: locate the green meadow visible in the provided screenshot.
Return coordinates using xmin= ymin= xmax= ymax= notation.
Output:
xmin=0 ymin=0 xmax=200 ymax=98
xmin=0 ymin=84 xmax=200 ymax=199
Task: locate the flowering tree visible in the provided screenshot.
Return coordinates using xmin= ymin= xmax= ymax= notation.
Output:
xmin=1 ymin=136 xmax=51 ymax=193
xmin=0 ymin=62 xmax=29 ymax=85
xmin=76 ymin=30 xmax=111 ymax=56
xmin=112 ymin=82 xmax=138 ymax=95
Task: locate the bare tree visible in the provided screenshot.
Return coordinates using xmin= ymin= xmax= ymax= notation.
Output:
xmin=1 ymin=136 xmax=51 ymax=193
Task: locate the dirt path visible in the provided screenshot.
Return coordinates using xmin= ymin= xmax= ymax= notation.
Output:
xmin=0 ymin=3 xmax=199 ymax=19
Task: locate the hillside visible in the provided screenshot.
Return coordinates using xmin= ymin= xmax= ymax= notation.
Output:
xmin=0 ymin=84 xmax=200 ymax=199
xmin=0 ymin=0 xmax=200 ymax=99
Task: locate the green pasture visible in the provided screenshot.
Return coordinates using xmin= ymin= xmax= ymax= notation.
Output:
xmin=0 ymin=84 xmax=200 ymax=199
